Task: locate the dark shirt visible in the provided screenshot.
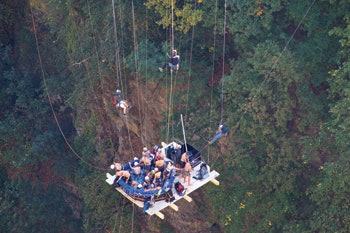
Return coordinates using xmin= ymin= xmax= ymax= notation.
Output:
xmin=221 ymin=124 xmax=228 ymax=134
xmin=113 ymin=93 xmax=122 ymax=103
xmin=170 ymin=55 xmax=180 ymax=65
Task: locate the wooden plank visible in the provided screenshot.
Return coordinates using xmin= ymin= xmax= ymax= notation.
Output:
xmin=169 ymin=203 xmax=179 ymax=211
xmin=155 ymin=211 xmax=165 ymax=219
xmin=210 ymin=178 xmax=220 ymax=186
xmin=183 ymin=195 xmax=192 ymax=202
xmin=107 ymin=159 xmax=220 ymax=219
xmin=115 ymin=187 xmax=144 ymax=208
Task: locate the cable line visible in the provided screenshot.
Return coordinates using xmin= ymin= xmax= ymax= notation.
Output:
xmin=207 ymin=0 xmax=219 ymax=166
xmin=232 ymin=0 xmax=317 ymax=132
xmin=206 ymin=0 xmax=316 ymax=171
xmin=111 ymin=0 xmax=123 ymax=92
xmin=29 ymin=4 xmax=105 ymax=171
xmin=220 ymin=0 xmax=227 ymax=123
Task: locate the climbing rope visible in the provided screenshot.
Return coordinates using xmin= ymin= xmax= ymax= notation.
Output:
xmin=220 ymin=0 xmax=227 ymax=123
xmin=30 ymin=4 xmax=106 ymax=171
xmin=229 ymin=0 xmax=317 ymax=134
xmin=207 ymin=0 xmax=219 ymax=166
xmin=111 ymin=0 xmax=124 ymax=93
xmin=209 ymin=0 xmax=317 ymax=170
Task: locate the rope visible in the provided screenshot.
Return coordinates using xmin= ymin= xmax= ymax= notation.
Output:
xmin=131 ymin=203 xmax=135 ymax=233
xmin=86 ymin=0 xmax=104 ymax=91
xmin=184 ymin=4 xmax=196 ymax=122
xmin=230 ymin=0 xmax=317 ymax=133
xmin=171 ymin=0 xmax=174 ymax=51
xmin=207 ymin=0 xmax=219 ymax=166
xmin=166 ymin=71 xmax=174 ymax=142
xmin=208 ymin=0 xmax=316 ymax=170
xmin=220 ymin=0 xmax=227 ymax=123
xmin=118 ymin=198 xmax=125 ymax=233
xmin=165 ymin=0 xmax=176 ymax=142
xmin=29 ymin=4 xmax=105 ymax=171
xmin=143 ymin=7 xmax=149 ymax=143
xmin=111 ymin=0 xmax=123 ymax=91
xmin=117 ymin=0 xmax=127 ymax=97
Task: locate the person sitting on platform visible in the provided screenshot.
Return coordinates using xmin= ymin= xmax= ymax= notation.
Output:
xmin=115 ymin=170 xmax=131 ymax=184
xmin=155 ymin=148 xmax=163 ymax=160
xmin=110 ymin=162 xmax=122 ymax=171
xmin=140 ymin=148 xmax=152 ymax=173
xmin=208 ymin=123 xmax=228 ymax=145
xmin=130 ymin=161 xmax=141 ymax=176
xmin=143 ymin=176 xmax=152 ymax=189
xmin=155 ymin=155 xmax=166 ymax=172
xmin=153 ymin=168 xmax=163 ymax=188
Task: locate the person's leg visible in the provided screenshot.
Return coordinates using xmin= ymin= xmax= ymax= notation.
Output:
xmin=159 ymin=63 xmax=168 ymax=72
xmin=209 ymin=131 xmax=223 ymax=144
xmin=120 ymin=105 xmax=127 ymax=114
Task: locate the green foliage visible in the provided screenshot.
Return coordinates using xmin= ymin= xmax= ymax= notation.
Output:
xmin=307 ymin=158 xmax=350 ymax=232
xmin=0 ymin=176 xmax=83 ymax=233
xmin=3 ymin=0 xmax=350 ymax=232
xmin=145 ymin=0 xmax=203 ymax=33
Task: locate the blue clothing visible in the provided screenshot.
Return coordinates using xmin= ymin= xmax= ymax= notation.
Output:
xmin=209 ymin=124 xmax=228 ymax=144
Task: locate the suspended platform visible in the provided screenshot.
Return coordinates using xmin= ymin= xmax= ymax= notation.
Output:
xmin=105 ymin=141 xmax=220 ymax=219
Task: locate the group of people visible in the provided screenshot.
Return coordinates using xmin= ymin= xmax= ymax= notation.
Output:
xmin=110 ymin=144 xmax=193 ymax=194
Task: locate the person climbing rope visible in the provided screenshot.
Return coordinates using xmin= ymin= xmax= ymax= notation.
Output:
xmin=112 ymin=89 xmax=131 ymax=116
xmin=208 ymin=123 xmax=228 ymax=145
xmin=158 ymin=49 xmax=180 ymax=73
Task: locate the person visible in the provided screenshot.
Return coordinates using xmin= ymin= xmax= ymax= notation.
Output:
xmin=130 ymin=161 xmax=141 ymax=176
xmin=158 ymin=49 xmax=180 ymax=72
xmin=155 ymin=156 xmax=165 ymax=172
xmin=173 ymin=145 xmax=182 ymax=169
xmin=112 ymin=89 xmax=131 ymax=116
xmin=183 ymin=161 xmax=193 ymax=186
xmin=208 ymin=123 xmax=228 ymax=144
xmin=155 ymin=148 xmax=163 ymax=160
xmin=115 ymin=170 xmax=131 ymax=184
xmin=180 ymin=152 xmax=189 ymax=169
xmin=153 ymin=169 xmax=163 ymax=187
xmin=110 ymin=162 xmax=122 ymax=171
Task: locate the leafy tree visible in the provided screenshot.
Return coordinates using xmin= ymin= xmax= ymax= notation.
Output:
xmin=145 ymin=0 xmax=203 ymax=33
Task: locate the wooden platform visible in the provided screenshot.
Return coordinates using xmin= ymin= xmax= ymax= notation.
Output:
xmin=146 ymin=169 xmax=220 ymax=218
xmin=107 ymin=165 xmax=219 ymax=219
xmin=106 ymin=141 xmax=220 ymax=219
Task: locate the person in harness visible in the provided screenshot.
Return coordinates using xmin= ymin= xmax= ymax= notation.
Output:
xmin=158 ymin=49 xmax=180 ymax=73
xmin=208 ymin=123 xmax=228 ymax=144
xmin=112 ymin=89 xmax=131 ymax=116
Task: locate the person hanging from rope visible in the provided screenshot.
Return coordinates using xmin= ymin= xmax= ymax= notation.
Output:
xmin=112 ymin=89 xmax=131 ymax=116
xmin=208 ymin=123 xmax=228 ymax=145
xmin=158 ymin=49 xmax=180 ymax=73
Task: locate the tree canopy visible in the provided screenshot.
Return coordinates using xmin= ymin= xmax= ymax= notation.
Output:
xmin=1 ymin=0 xmax=350 ymax=232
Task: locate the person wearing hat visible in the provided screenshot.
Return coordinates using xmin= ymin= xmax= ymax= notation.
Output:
xmin=208 ymin=123 xmax=228 ymax=145
xmin=143 ymin=175 xmax=152 ymax=189
xmin=130 ymin=161 xmax=141 ymax=176
xmin=140 ymin=148 xmax=152 ymax=173
xmin=110 ymin=162 xmax=122 ymax=171
xmin=158 ymin=49 xmax=180 ymax=72
xmin=112 ymin=89 xmax=131 ymax=116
